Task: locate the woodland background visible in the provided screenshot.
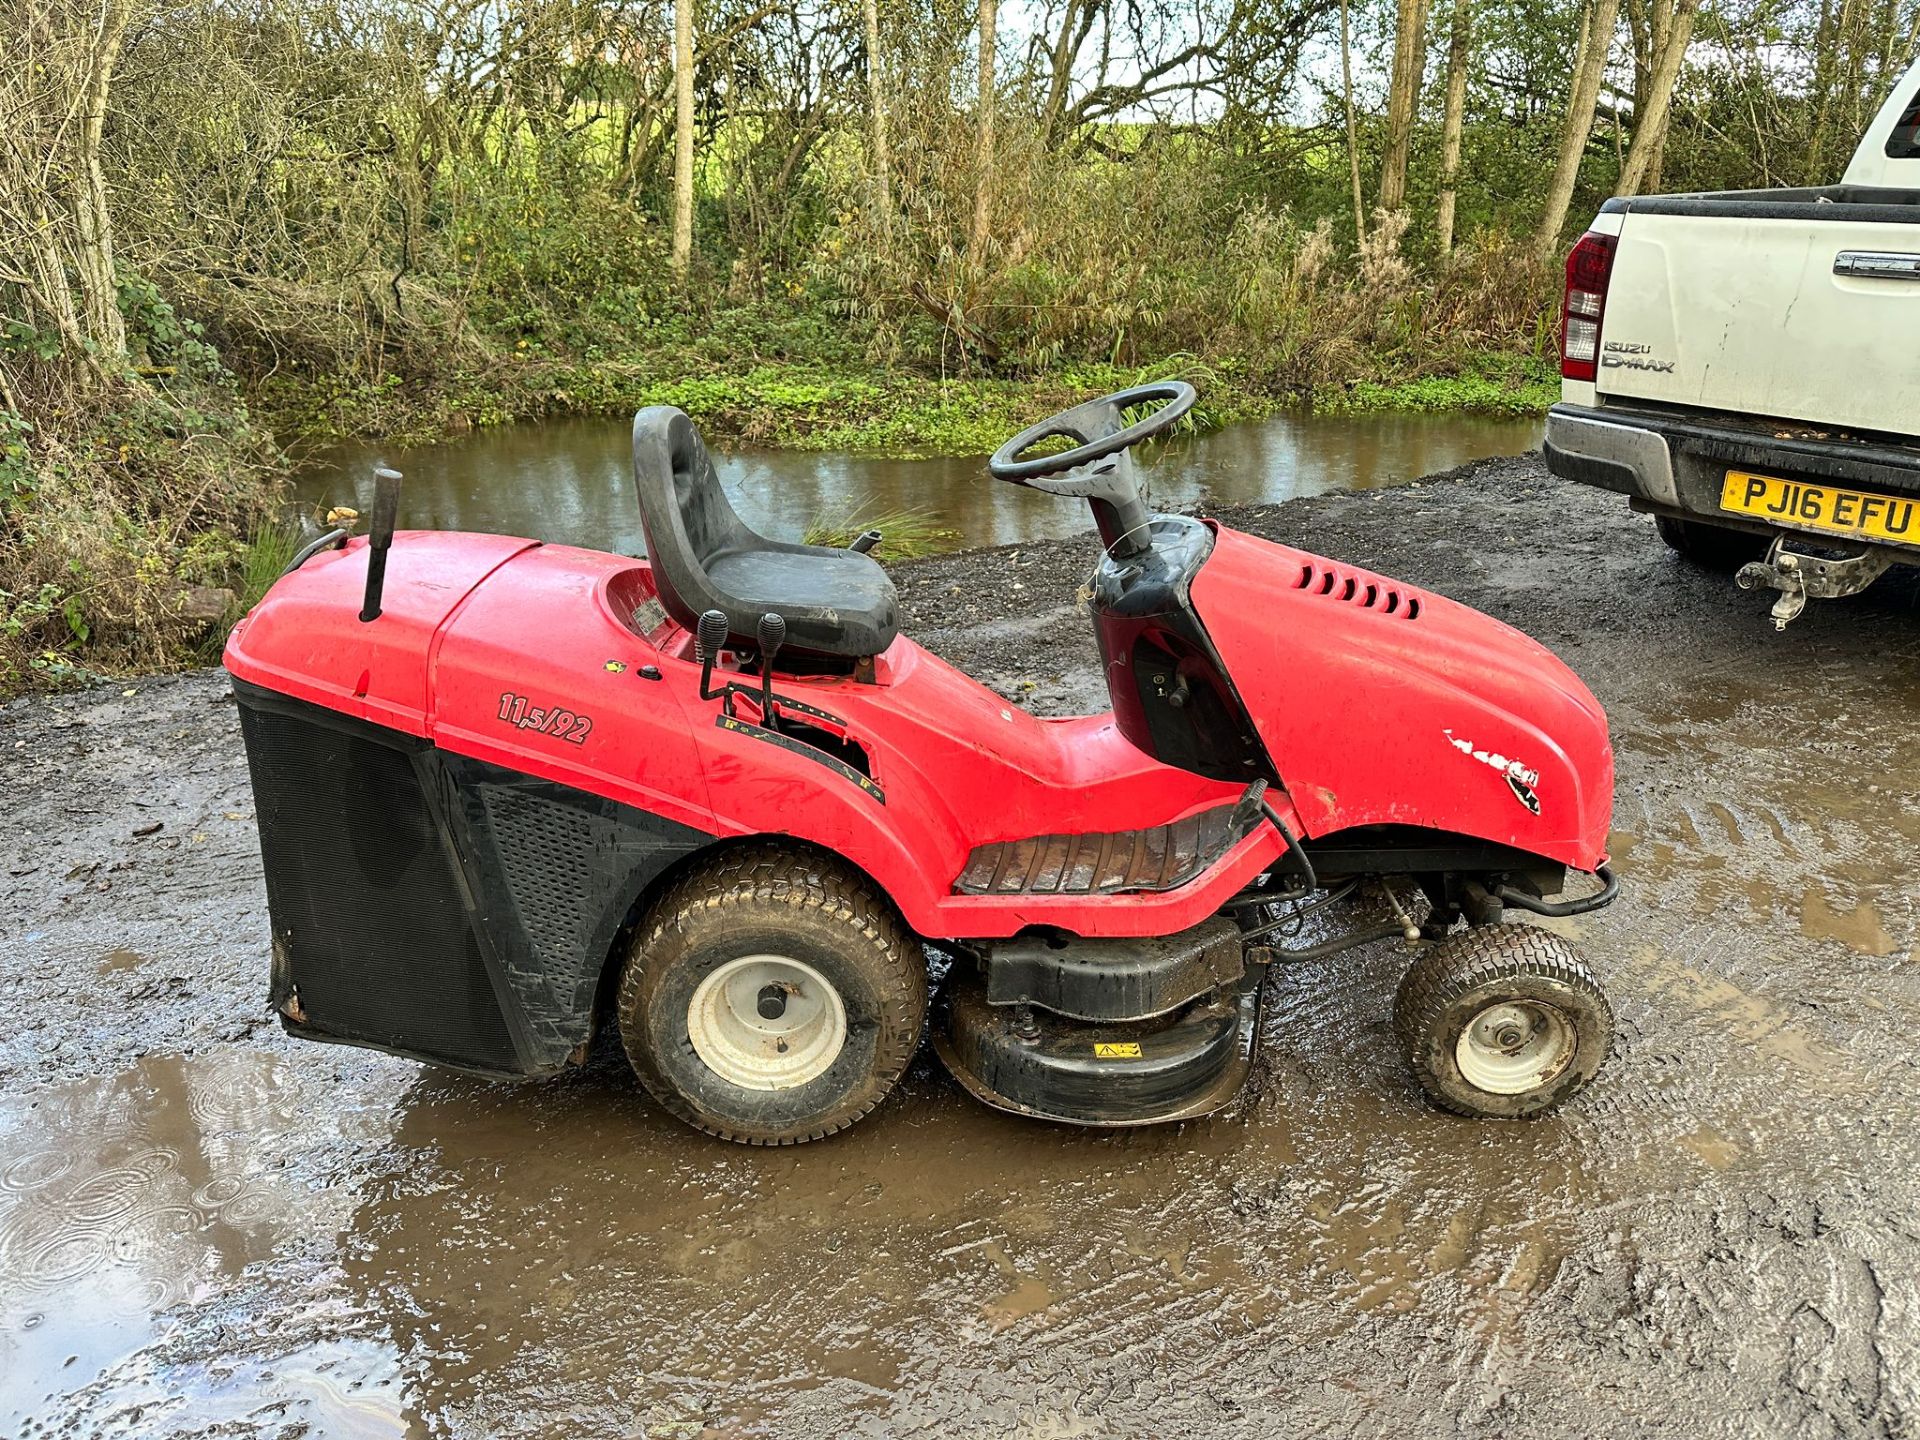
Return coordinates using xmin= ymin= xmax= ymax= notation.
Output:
xmin=2 ymin=0 xmax=1915 ymax=684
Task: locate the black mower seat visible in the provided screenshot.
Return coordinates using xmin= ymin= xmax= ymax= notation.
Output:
xmin=631 ymin=406 xmax=898 ymax=658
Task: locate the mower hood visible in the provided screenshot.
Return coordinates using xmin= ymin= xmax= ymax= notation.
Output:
xmin=1192 ymin=526 xmax=1613 ymax=872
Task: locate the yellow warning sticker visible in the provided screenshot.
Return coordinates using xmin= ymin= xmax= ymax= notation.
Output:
xmin=1094 ymin=1042 xmax=1142 ymax=1059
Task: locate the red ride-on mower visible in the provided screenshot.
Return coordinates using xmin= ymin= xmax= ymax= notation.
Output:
xmin=226 ymin=382 xmax=1619 ymax=1144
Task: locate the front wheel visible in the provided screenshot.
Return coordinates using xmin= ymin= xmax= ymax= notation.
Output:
xmin=1392 ymin=925 xmax=1612 ymax=1118
xmin=616 ymin=846 xmax=928 ymax=1145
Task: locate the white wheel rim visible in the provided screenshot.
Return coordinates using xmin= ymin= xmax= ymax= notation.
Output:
xmin=1454 ymin=1000 xmax=1576 ymax=1096
xmin=687 ymin=955 xmax=847 ymax=1091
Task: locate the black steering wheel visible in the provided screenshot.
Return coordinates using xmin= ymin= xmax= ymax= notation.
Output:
xmin=988 ymin=380 xmax=1198 ymax=488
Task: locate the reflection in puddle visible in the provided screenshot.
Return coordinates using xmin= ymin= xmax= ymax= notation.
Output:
xmin=2 ymin=1022 xmax=1640 ymax=1436
xmin=297 ymin=411 xmax=1544 ymax=554
xmin=0 ymin=1049 xmax=408 ymax=1435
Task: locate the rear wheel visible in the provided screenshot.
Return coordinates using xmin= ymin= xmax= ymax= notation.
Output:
xmin=1393 ymin=925 xmax=1612 ymax=1118
xmin=1655 ymin=514 xmax=1769 ymax=571
xmin=617 ymin=845 xmax=927 ymax=1145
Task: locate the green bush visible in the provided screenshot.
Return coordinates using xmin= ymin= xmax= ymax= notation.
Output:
xmin=0 ymin=273 xmax=280 ymax=695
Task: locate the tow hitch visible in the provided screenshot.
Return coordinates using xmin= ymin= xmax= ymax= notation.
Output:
xmin=1735 ymin=536 xmax=1896 ymax=630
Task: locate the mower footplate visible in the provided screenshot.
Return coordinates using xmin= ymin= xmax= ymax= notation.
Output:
xmin=977 ymin=916 xmax=1246 ymax=1023
xmin=934 ymin=965 xmax=1265 ymax=1127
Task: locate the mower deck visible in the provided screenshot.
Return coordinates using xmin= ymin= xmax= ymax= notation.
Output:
xmin=935 ymin=964 xmax=1267 ymax=1127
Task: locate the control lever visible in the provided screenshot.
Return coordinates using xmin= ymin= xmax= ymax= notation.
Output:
xmin=358 ymin=466 xmax=402 ymax=623
xmin=849 ymin=529 xmax=882 ymax=555
xmin=756 ymin=612 xmax=786 ymax=730
xmin=696 ymin=609 xmax=729 ymax=699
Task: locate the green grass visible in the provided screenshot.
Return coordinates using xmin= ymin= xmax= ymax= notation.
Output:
xmin=256 ymin=318 xmax=1552 ymax=461
xmin=1314 ymin=353 xmax=1559 ymax=419
xmin=261 ymin=348 xmax=1286 ymax=459
xmin=237 ymin=520 xmax=301 ymax=612
xmin=801 ymin=505 xmax=959 ymax=558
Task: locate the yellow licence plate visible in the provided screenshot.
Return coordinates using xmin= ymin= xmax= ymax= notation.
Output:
xmin=1721 ymin=471 xmax=1920 ymax=549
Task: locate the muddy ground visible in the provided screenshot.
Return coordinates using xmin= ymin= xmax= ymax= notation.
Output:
xmin=2 ymin=453 xmax=1917 ymax=1438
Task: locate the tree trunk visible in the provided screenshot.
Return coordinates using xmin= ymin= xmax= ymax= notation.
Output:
xmin=71 ymin=0 xmax=130 ymax=361
xmin=1435 ymin=0 xmax=1471 ymax=254
xmin=971 ymin=0 xmax=996 ymax=256
xmin=1624 ymin=0 xmax=1652 ymax=114
xmin=1339 ymin=0 xmax=1366 ymax=239
xmin=671 ymin=0 xmax=695 ymax=274
xmin=1533 ymin=0 xmax=1622 ymax=262
xmin=18 ymin=192 xmax=92 ymax=359
xmin=1828 ymin=0 xmax=1867 ymax=168
xmin=1377 ymin=0 xmax=1430 ymax=213
xmin=1041 ymin=0 xmax=1097 ymax=147
xmin=1618 ymin=0 xmax=1695 ymax=195
xmin=862 ymin=0 xmax=891 ymax=238
xmin=1642 ymin=108 xmax=1672 ymax=191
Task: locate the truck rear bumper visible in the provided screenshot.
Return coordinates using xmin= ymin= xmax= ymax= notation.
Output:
xmin=1542 ymin=406 xmax=1682 ymax=506
xmin=1544 ymin=402 xmax=1920 ymax=529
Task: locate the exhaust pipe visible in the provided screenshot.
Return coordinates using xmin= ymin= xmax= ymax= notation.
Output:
xmin=359 ymin=466 xmax=402 ymax=623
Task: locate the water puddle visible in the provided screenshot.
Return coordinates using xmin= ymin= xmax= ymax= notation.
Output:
xmin=0 ymin=1049 xmax=408 ymax=1435
xmin=95 ymin=948 xmax=145 ymax=976
xmin=1676 ymin=1125 xmax=1743 ymax=1172
xmin=1 ymin=1029 xmax=1640 ymax=1434
xmin=1609 ymin=662 xmax=1918 ymax=965
xmin=296 ymin=411 xmax=1543 ymax=553
xmin=1799 ymin=888 xmax=1898 ymax=957
xmin=1625 ymin=944 xmax=1838 ymax=1074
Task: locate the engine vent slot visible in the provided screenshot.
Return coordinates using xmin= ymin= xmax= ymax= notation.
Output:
xmin=1295 ymin=561 xmax=1423 ymax=620
xmin=954 ymin=802 xmax=1255 ymax=896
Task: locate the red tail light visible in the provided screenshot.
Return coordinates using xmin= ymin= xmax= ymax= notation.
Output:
xmin=1560 ymin=231 xmax=1618 ymax=382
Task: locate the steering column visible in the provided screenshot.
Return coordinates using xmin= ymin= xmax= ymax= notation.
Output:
xmin=987 ymin=381 xmax=1197 ymax=557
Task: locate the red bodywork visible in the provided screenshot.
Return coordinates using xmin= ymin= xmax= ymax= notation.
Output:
xmin=1194 ymin=528 xmax=1613 ymax=869
xmin=226 ymin=524 xmax=1612 ymax=940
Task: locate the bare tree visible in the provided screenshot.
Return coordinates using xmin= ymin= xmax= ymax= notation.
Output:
xmin=1618 ymin=0 xmax=1696 ymax=195
xmin=672 ymin=0 xmax=696 ymax=272
xmin=1377 ymin=0 xmax=1430 ymax=212
xmin=1037 ymin=0 xmax=1334 ymax=143
xmin=0 ymin=0 xmax=133 ymax=386
xmin=862 ymin=0 xmax=892 ymax=238
xmin=1534 ymin=0 xmax=1622 ymax=261
xmin=1038 ymin=0 xmax=1098 ymax=146
xmin=1339 ymin=0 xmax=1366 ymax=239
xmin=972 ymin=0 xmax=996 ymax=256
xmin=1435 ymin=0 xmax=1471 ymax=254
xmin=70 ymin=0 xmax=129 ymax=359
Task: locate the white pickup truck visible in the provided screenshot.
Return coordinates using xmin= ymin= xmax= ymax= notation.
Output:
xmin=1545 ymin=58 xmax=1920 ymax=627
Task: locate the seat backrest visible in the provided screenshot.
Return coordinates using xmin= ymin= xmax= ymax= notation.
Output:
xmin=631 ymin=405 xmax=757 ymax=633
xmin=630 ymin=406 xmax=900 ymax=659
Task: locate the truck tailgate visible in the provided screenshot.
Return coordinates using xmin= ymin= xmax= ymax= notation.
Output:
xmin=1599 ymin=209 xmax=1920 ymax=433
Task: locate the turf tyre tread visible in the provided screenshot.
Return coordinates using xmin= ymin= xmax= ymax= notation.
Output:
xmin=616 ymin=844 xmax=927 ymax=1146
xmin=1393 ymin=924 xmax=1612 ymax=1119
